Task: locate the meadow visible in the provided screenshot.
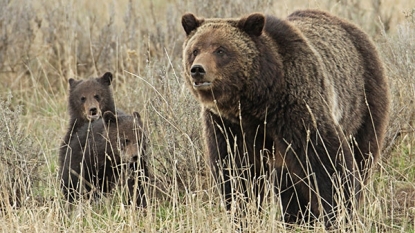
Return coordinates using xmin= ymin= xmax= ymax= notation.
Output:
xmin=0 ymin=0 xmax=415 ymax=232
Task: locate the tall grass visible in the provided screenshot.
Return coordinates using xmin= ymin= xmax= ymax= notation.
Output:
xmin=0 ymin=0 xmax=414 ymax=232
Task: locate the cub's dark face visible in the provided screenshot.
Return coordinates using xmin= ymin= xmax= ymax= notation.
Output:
xmin=69 ymin=72 xmax=113 ymax=122
xmin=182 ymin=13 xmax=263 ymax=112
xmin=103 ymin=111 xmax=146 ymax=165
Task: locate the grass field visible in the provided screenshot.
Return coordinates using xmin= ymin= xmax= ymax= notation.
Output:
xmin=1 ymin=0 xmax=415 ymax=232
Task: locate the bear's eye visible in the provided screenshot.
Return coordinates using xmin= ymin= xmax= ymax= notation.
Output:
xmin=119 ymin=138 xmax=130 ymax=149
xmin=192 ymin=49 xmax=199 ymax=57
xmin=125 ymin=139 xmax=131 ymax=145
xmin=215 ymin=47 xmax=227 ymax=56
xmin=94 ymin=94 xmax=100 ymax=101
xmin=80 ymin=96 xmax=86 ymax=102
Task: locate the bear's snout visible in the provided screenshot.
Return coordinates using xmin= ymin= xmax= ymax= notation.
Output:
xmin=131 ymin=155 xmax=139 ymax=162
xmin=190 ymin=64 xmax=212 ymax=88
xmin=86 ymin=106 xmax=101 ymax=120
xmin=190 ymin=64 xmax=206 ymax=79
xmin=89 ymin=107 xmax=98 ymax=116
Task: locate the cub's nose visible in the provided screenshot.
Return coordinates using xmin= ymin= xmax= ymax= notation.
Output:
xmin=190 ymin=65 xmax=206 ymax=79
xmin=131 ymin=155 xmax=139 ymax=162
xmin=89 ymin=107 xmax=98 ymax=116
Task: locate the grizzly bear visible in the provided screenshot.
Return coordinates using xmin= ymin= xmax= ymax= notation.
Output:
xmin=65 ymin=72 xmax=115 ymax=138
xmin=59 ymin=111 xmax=148 ymax=207
xmin=60 ymin=72 xmax=117 ymax=176
xmin=181 ymin=9 xmax=389 ymax=226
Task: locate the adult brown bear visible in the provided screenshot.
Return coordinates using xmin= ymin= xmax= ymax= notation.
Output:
xmin=181 ymin=9 xmax=389 ymax=226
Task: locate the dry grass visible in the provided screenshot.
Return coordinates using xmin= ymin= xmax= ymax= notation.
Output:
xmin=1 ymin=0 xmax=415 ymax=232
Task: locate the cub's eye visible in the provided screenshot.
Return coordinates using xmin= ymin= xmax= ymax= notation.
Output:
xmin=192 ymin=49 xmax=199 ymax=56
xmin=94 ymin=94 xmax=100 ymax=101
xmin=80 ymin=96 xmax=86 ymax=102
xmin=125 ymin=139 xmax=131 ymax=146
xmin=119 ymin=138 xmax=130 ymax=150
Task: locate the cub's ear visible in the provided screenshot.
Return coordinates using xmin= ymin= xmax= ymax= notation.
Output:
xmin=133 ymin=112 xmax=141 ymax=120
xmin=69 ymin=78 xmax=80 ymax=89
xmin=133 ymin=111 xmax=143 ymax=125
xmin=237 ymin=13 xmax=265 ymax=37
xmin=103 ymin=111 xmax=117 ymax=125
xmin=99 ymin=72 xmax=113 ymax=86
xmin=182 ymin=13 xmax=203 ymax=36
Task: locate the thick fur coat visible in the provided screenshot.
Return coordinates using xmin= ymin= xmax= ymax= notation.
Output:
xmin=59 ymin=111 xmax=148 ymax=206
xmin=181 ymin=9 xmax=389 ymax=225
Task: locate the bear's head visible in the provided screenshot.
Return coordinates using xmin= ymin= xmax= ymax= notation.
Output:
xmin=102 ymin=111 xmax=146 ymax=166
xmin=181 ymin=13 xmax=266 ymax=114
xmin=69 ymin=72 xmax=115 ymax=122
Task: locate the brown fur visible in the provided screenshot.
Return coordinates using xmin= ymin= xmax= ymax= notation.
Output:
xmin=59 ymin=111 xmax=148 ymax=206
xmin=60 ymin=72 xmax=116 ymax=152
xmin=182 ymin=9 xmax=389 ymax=226
xmin=59 ymin=72 xmax=117 ymax=185
xmin=66 ymin=72 xmax=115 ymax=133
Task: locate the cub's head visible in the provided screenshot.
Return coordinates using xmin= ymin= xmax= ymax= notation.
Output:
xmin=102 ymin=111 xmax=147 ymax=166
xmin=181 ymin=13 xmax=265 ymax=109
xmin=69 ymin=72 xmax=115 ymax=122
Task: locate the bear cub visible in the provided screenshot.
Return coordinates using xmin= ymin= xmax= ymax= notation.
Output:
xmin=65 ymin=72 xmax=115 ymax=138
xmin=60 ymin=111 xmax=148 ymax=207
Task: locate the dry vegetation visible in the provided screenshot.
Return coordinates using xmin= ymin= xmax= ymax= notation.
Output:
xmin=0 ymin=0 xmax=415 ymax=232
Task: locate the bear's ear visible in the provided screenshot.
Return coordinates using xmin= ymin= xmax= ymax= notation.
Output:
xmin=69 ymin=78 xmax=80 ymax=89
xmin=182 ymin=13 xmax=203 ymax=36
xmin=133 ymin=112 xmax=141 ymax=120
xmin=133 ymin=111 xmax=143 ymax=125
xmin=99 ymin=72 xmax=113 ymax=86
xmin=237 ymin=13 xmax=265 ymax=37
xmin=103 ymin=111 xmax=117 ymax=125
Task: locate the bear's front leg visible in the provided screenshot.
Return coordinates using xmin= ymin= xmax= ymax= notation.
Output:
xmin=60 ymin=159 xmax=80 ymax=202
xmin=203 ymin=109 xmax=263 ymax=212
xmin=127 ymin=176 xmax=147 ymax=207
xmin=126 ymin=158 xmax=149 ymax=208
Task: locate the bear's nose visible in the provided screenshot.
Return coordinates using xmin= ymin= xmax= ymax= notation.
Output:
xmin=190 ymin=65 xmax=206 ymax=79
xmin=90 ymin=107 xmax=98 ymax=115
